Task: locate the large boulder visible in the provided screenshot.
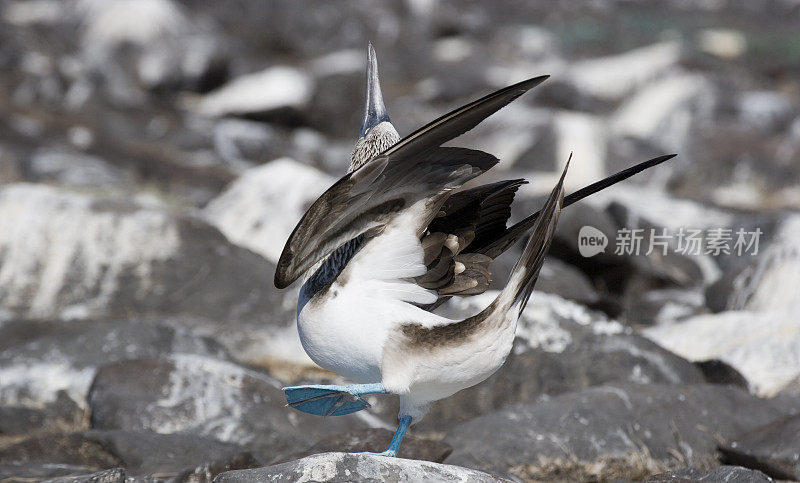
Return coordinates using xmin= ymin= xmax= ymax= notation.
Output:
xmin=720 ymin=414 xmax=800 ymax=481
xmin=203 ymin=158 xmax=334 ymax=263
xmin=444 ymin=384 xmax=787 ymax=481
xmin=280 ymin=429 xmax=452 ymax=464
xmin=0 ymin=184 xmax=300 ymax=367
xmin=643 ymin=310 xmax=800 ymax=396
xmin=0 ymin=318 xmax=227 ymax=411
xmin=214 ymin=453 xmax=508 ymax=483
xmin=88 ymin=354 xmax=371 ymax=462
xmin=643 ymin=465 xmax=772 ymax=482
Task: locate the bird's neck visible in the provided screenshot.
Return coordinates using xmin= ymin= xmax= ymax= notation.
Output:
xmin=349 ymin=122 xmax=400 ymax=172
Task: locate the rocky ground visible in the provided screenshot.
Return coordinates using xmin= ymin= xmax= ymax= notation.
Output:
xmin=1 ymin=0 xmax=799 ymax=481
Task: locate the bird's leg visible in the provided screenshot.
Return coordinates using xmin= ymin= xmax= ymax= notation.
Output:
xmin=360 ymin=415 xmax=412 ymax=457
xmin=283 ymin=383 xmax=387 ymax=417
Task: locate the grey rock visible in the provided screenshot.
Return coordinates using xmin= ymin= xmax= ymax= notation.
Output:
xmin=77 ymin=0 xmax=225 ymax=95
xmin=565 ymin=42 xmax=682 ymax=103
xmin=0 ymin=184 xmax=297 ymax=366
xmin=627 ymin=288 xmax=708 ymax=327
xmin=280 ymin=429 xmax=452 ymax=464
xmin=212 ymin=119 xmax=279 ymax=168
xmin=0 ymin=429 xmax=258 ymax=482
xmin=46 ymin=467 xmax=127 ymax=483
xmin=0 ymin=318 xmax=227 ymax=410
xmin=0 ymin=406 xmax=46 ymax=435
xmin=738 ymin=90 xmax=796 ymax=130
xmin=28 ymin=149 xmax=131 ymax=189
xmin=610 ymin=73 xmax=716 ymax=156
xmin=444 ymin=384 xmax=787 ymax=481
xmin=0 ymin=462 xmax=95 ymax=481
xmin=527 ymin=258 xmax=599 ymax=306
xmin=643 ymin=310 xmax=800 ymax=396
xmin=214 ymin=453 xmax=508 ymax=483
xmin=716 ymin=214 xmax=800 ymax=313
xmin=196 ymin=66 xmax=313 ymax=119
xmin=721 ymin=414 xmax=800 ymax=481
xmin=777 ymin=376 xmax=800 ymax=397
xmin=88 ymin=355 xmax=369 ymax=462
xmin=0 ymin=391 xmax=85 ymax=436
xmin=83 ymin=430 xmax=259 ymax=478
xmin=0 ymin=433 xmax=121 ymax=469
xmin=203 ymin=158 xmax=334 ymax=263
xmin=695 ymin=359 xmax=750 ymax=389
xmin=643 ymin=465 xmax=773 ymax=482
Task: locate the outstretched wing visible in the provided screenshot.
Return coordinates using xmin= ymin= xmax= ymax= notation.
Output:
xmin=414 ymin=153 xmax=678 ymax=307
xmin=275 ymin=75 xmax=550 ymax=288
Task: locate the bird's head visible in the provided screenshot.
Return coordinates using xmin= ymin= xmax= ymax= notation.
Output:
xmin=349 ymin=43 xmax=399 ymax=172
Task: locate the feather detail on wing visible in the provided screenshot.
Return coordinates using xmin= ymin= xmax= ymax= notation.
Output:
xmin=414 ymin=179 xmax=526 ymax=298
xmin=275 ymin=75 xmax=551 ymax=289
xmin=275 ymin=147 xmax=498 ymax=288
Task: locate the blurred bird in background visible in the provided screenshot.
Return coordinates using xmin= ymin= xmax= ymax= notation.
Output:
xmin=276 ymin=44 xmax=674 ymax=456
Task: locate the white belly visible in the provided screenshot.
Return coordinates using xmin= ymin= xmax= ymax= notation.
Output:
xmin=297 ymin=288 xmax=389 ymax=383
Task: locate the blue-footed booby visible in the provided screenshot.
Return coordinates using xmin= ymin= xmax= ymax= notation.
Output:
xmin=276 ymin=44 xmax=676 ymax=457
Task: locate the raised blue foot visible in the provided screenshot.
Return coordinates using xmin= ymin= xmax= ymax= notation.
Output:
xmin=283 ymin=383 xmax=387 ymax=417
xmin=359 ymin=415 xmax=412 ymax=457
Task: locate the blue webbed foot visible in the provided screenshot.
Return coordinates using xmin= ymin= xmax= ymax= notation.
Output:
xmin=283 ymin=383 xmax=386 ymax=417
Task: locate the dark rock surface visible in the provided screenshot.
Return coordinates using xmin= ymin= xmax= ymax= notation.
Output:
xmin=444 ymin=384 xmax=788 ymax=481
xmin=0 ymin=430 xmax=259 ymax=481
xmin=214 ymin=453 xmax=508 ymax=483
xmin=643 ymin=465 xmax=773 ymax=482
xmin=0 ymin=462 xmax=96 ymax=482
xmin=88 ymin=355 xmax=369 ymax=462
xmin=0 ymin=433 xmax=121 ymax=469
xmin=0 ymin=318 xmax=228 ymax=411
xmin=720 ymin=414 xmax=800 ymax=481
xmin=695 ymin=359 xmax=750 ymax=389
xmin=46 ymin=467 xmax=128 ymax=483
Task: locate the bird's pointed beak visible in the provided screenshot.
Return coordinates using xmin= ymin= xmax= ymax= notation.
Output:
xmin=359 ymin=43 xmax=391 ymax=139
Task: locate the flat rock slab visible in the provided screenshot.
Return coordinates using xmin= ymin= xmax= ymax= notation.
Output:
xmin=0 ymin=462 xmax=96 ymax=481
xmin=214 ymin=453 xmax=508 ymax=482
xmin=88 ymin=355 xmax=369 ymax=462
xmin=721 ymin=413 xmax=800 ymax=481
xmin=642 ymin=465 xmax=772 ymax=482
xmin=444 ymin=384 xmax=787 ymax=481
xmin=279 ymin=429 xmax=452 ymax=464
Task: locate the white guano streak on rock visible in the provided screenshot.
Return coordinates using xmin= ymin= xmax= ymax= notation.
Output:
xmin=204 ymin=158 xmax=333 ymax=263
xmin=0 ymin=184 xmax=181 ymax=319
xmin=196 ymin=67 xmax=313 ymax=116
xmin=148 ymin=354 xmax=282 ymax=442
xmin=568 ymin=41 xmax=682 ymax=101
xmin=739 ymin=214 xmax=800 ymax=312
xmin=0 ymin=361 xmax=96 ymax=409
xmin=643 ymin=310 xmax=800 ymax=396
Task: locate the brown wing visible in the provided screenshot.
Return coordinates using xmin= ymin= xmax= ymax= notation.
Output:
xmin=415 ymin=179 xmax=526 ymax=297
xmin=274 ymin=75 xmax=551 ymax=288
xmin=414 ymin=153 xmax=678 ymax=305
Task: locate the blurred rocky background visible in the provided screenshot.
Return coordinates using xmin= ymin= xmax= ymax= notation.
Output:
xmin=1 ymin=0 xmax=799 ymax=481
